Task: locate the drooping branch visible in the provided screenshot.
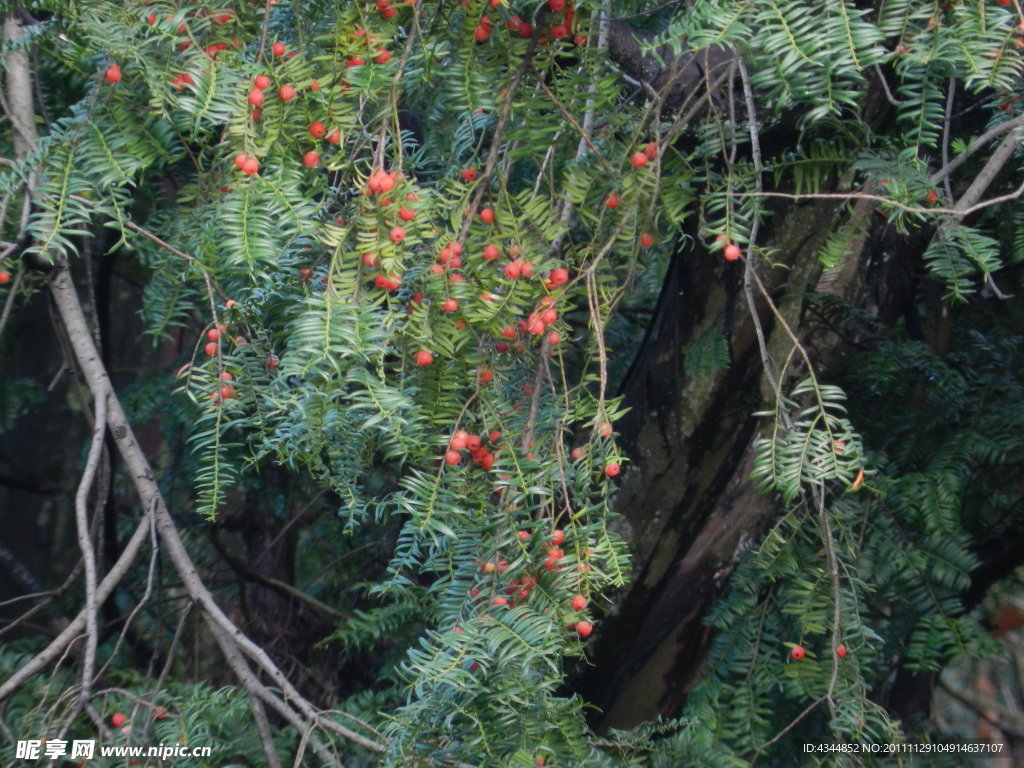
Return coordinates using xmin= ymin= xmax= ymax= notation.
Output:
xmin=45 ymin=264 xmax=383 ymax=759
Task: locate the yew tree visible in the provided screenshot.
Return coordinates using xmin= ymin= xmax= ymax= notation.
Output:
xmin=1 ymin=0 xmax=1024 ymax=766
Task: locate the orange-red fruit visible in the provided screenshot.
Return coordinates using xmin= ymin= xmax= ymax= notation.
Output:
xmin=0 ymin=270 xmax=10 ymax=284
xmin=461 ymin=167 xmax=478 ymax=182
xmin=644 ymin=142 xmax=658 ymax=160
xmin=271 ymin=41 xmax=286 ymax=57
xmin=450 ymin=430 xmax=469 ymax=450
xmin=398 ymin=207 xmax=415 ymax=221
xmin=548 ymin=0 xmax=566 ymax=11
xmin=551 ymin=529 xmax=565 ymax=545
xmin=836 ymin=644 xmax=848 ymax=658
xmin=233 ymin=153 xmax=248 ymax=169
xmin=479 ymin=207 xmax=495 ymax=224
xmin=242 ymin=158 xmax=259 ymax=176
xmin=444 ymin=449 xmax=461 ymax=465
xmin=390 ymin=226 xmax=405 ymax=243
xmin=791 ymin=645 xmax=806 ymax=660
xmin=279 ymin=84 xmax=296 ymax=101
xmin=309 ymin=121 xmax=326 ymax=138
xmin=442 ymin=298 xmax=458 ymax=312
xmin=571 ymin=594 xmax=587 ymax=611
xmin=641 ymin=233 xmax=655 ymax=247
xmin=415 ymin=349 xmax=433 ymax=366
xmin=104 ymin=64 xmax=122 ymax=83
xmin=267 ymin=354 xmax=280 ymax=368
xmin=575 ymin=620 xmax=593 ymax=637
xmin=207 ymin=328 xmax=220 ymax=342
xmin=723 ymin=244 xmax=742 ymax=261
xmin=630 ymin=151 xmax=648 ymax=168
xmin=483 ymin=244 xmax=500 ymax=260
xmin=606 ymin=193 xmax=620 ymax=209
xmin=303 ymin=151 xmax=320 ymax=167
xmin=111 ymin=712 xmax=127 ymax=727
xmin=374 ymin=49 xmax=391 ymax=64
xmin=254 ymin=74 xmax=271 ymax=89
xmin=247 ymin=89 xmax=264 ymax=107
xmin=547 ymin=331 xmax=561 ymax=345
xmin=605 ymin=461 xmax=621 ymax=477
xmin=326 ymin=129 xmax=341 ymax=144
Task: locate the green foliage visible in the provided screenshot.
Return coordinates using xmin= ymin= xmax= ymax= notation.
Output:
xmin=2 ymin=0 xmax=1022 ymax=765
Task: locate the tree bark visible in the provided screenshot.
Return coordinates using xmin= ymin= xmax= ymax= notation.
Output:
xmin=578 ymin=196 xmax=858 ymax=729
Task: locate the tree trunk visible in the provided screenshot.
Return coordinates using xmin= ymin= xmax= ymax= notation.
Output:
xmin=578 ymin=196 xmax=865 ymax=729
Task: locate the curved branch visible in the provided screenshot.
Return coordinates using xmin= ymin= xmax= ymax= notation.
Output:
xmin=46 ymin=264 xmax=384 ymax=757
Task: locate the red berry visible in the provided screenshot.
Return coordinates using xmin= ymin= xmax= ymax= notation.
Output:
xmin=254 ymin=74 xmax=271 ymax=89
xmin=233 ymin=153 xmax=248 ymax=169
xmin=492 ymin=597 xmax=508 ymax=607
xmin=302 ymin=151 xmax=320 ymax=167
xmin=475 ymin=25 xmax=491 ymax=41
xmin=248 ymin=89 xmax=264 ymax=107
xmin=547 ymin=267 xmax=569 ymax=287
xmin=604 ymin=461 xmax=621 ymax=477
xmin=267 ymin=354 xmax=280 ymax=368
xmin=550 ymin=529 xmax=565 ymax=545
xmin=415 ymin=349 xmax=433 ymax=366
xmin=482 ymin=244 xmax=500 ymax=260
xmin=551 ymin=25 xmax=569 ymax=39
xmin=390 ymin=226 xmax=405 ymax=243
xmin=791 ymin=645 xmax=806 ymax=660
xmin=606 ymin=193 xmax=620 ymax=209
xmin=571 ymin=594 xmax=587 ymax=611
xmin=398 ymin=206 xmax=415 ymax=221
xmin=575 ymin=620 xmax=593 ymax=637
xmin=640 ymin=233 xmax=654 ymax=247
xmin=374 ymin=49 xmax=391 ymax=64
xmin=461 ymin=167 xmax=478 ymax=182
xmin=362 ymin=252 xmax=379 ymax=266
xmin=278 ymin=84 xmax=296 ymax=101
xmin=518 ymin=530 xmax=531 ymax=541
xmin=326 ymin=129 xmax=341 ymax=144
xmin=111 ymin=713 xmax=127 ymax=728
xmin=104 ymin=64 xmax=122 ymax=83
xmin=445 ymin=449 xmax=461 ymax=465
xmin=547 ymin=331 xmax=560 ymax=345
xmin=0 ymin=270 xmax=10 ymax=284
xmin=442 ymin=298 xmax=458 ymax=312
xmin=836 ymin=644 xmax=848 ymax=658
xmin=643 ymin=142 xmax=658 ymax=159
xmin=723 ymin=243 xmax=742 ymax=261
xmin=241 ymin=157 xmax=259 ymax=176
xmin=309 ymin=121 xmax=326 ymax=138
xmin=271 ymin=41 xmax=286 ymax=57
xmin=479 ymin=207 xmax=495 ymax=223
xmin=548 ymin=0 xmax=566 ymax=11
xmin=309 ymin=80 xmax=319 ymax=91
xmin=207 ymin=328 xmax=220 ymax=342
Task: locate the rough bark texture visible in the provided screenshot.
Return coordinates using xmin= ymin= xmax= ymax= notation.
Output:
xmin=577 ymin=197 xmax=855 ymax=729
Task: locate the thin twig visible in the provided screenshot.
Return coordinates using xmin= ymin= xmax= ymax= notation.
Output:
xmin=71 ymin=386 xmax=108 ymax=718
